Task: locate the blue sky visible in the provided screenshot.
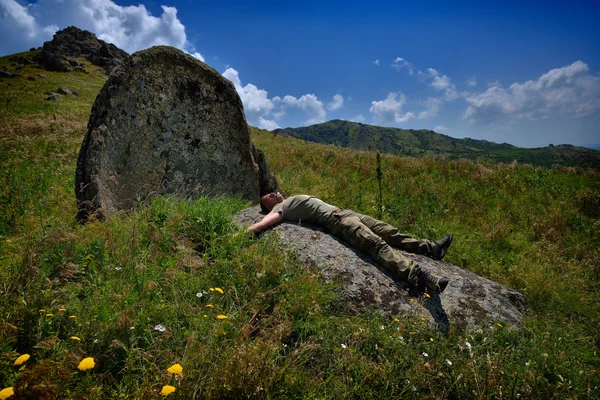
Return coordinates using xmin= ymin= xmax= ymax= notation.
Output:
xmin=1 ymin=0 xmax=599 ymax=148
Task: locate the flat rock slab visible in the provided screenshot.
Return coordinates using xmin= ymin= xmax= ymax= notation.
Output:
xmin=234 ymin=207 xmax=526 ymax=331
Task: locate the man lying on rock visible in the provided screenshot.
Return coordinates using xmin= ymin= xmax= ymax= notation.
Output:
xmin=247 ymin=193 xmax=453 ymax=293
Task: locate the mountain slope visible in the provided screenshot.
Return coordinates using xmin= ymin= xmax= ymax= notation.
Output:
xmin=273 ymin=120 xmax=600 ymax=170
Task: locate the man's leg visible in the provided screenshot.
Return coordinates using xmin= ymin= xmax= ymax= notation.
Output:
xmin=356 ymin=213 xmax=437 ymax=257
xmin=328 ymin=211 xmax=419 ymax=283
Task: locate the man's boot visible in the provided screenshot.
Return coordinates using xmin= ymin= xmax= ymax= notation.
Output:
xmin=433 ymin=233 xmax=453 ymax=261
xmin=409 ymin=266 xmax=450 ymax=293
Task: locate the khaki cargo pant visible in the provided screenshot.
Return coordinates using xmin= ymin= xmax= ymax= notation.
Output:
xmin=325 ymin=209 xmax=437 ymax=283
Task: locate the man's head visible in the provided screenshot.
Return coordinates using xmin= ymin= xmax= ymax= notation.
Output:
xmin=260 ymin=192 xmax=284 ymax=213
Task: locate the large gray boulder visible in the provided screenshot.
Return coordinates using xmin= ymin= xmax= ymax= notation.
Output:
xmin=76 ymin=46 xmax=278 ymax=221
xmin=234 ymin=207 xmax=525 ymax=332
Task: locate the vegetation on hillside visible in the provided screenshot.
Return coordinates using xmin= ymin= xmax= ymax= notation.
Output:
xmin=274 ymin=119 xmax=600 ymax=170
xmin=1 ymin=51 xmax=599 ymax=399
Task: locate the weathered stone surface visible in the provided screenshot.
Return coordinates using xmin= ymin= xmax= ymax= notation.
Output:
xmin=36 ymin=26 xmax=128 ymax=73
xmin=252 ymin=145 xmax=282 ymax=196
xmin=0 ymin=71 xmax=16 ymax=78
xmin=76 ymin=46 xmax=269 ymax=221
xmin=57 ymin=87 xmax=78 ymax=96
xmin=44 ymin=93 xmax=61 ymax=101
xmin=234 ymin=206 xmax=526 ymax=331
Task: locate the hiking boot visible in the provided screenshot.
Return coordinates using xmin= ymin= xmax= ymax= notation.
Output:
xmin=433 ymin=233 xmax=453 ymax=260
xmin=410 ymin=266 xmax=450 ymax=293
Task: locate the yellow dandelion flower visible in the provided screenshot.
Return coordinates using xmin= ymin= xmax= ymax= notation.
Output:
xmin=0 ymin=387 xmax=15 ymax=400
xmin=45 ymin=313 xmax=54 ymax=317
xmin=409 ymin=298 xmax=414 ymax=303
xmin=167 ymin=363 xmax=183 ymax=375
xmin=203 ymin=315 xmax=208 ymax=318
xmin=420 ymin=317 xmax=425 ymax=321
xmin=205 ymin=304 xmax=214 ymax=308
xmin=70 ymin=336 xmax=81 ymax=341
xmin=216 ymin=329 xmax=226 ymax=336
xmin=14 ymin=354 xmax=30 ymax=366
xmin=77 ymin=357 xmax=95 ymax=371
xmin=58 ymin=308 xmax=66 ymax=312
xmin=160 ymin=385 xmax=176 ymax=396
xmin=424 ymin=293 xmax=431 ymax=299
xmin=497 ymin=323 xmax=503 ymax=328
xmin=69 ymin=315 xmax=77 ymax=319
xmin=216 ymin=314 xmax=228 ymax=320
xmin=209 ymin=288 xmax=215 ymax=292
xmin=39 ymin=309 xmax=46 ymax=313
xmin=393 ymin=318 xmax=400 ymax=322
xmin=214 ymin=287 xmax=224 ymax=294
xmin=430 ymin=338 xmax=434 ymax=342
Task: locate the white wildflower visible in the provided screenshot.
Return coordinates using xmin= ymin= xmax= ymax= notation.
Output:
xmin=196 ymin=292 xmax=203 ymax=298
xmin=341 ymin=343 xmax=347 ymax=349
xmin=423 ymin=352 xmax=428 ymax=357
xmin=154 ymin=324 xmax=166 ymax=332
xmin=446 ymin=359 xmax=453 ymax=366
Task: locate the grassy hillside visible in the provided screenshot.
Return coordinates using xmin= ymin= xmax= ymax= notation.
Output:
xmin=274 ymin=119 xmax=600 ymax=170
xmin=1 ymin=51 xmax=599 ymax=399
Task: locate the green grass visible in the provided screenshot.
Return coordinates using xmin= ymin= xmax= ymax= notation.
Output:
xmin=0 ymin=55 xmax=599 ymax=399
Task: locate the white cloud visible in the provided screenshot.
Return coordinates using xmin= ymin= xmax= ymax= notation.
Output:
xmin=464 ymin=61 xmax=600 ymax=124
xmin=374 ymin=59 xmax=380 ymax=66
xmin=0 ymin=0 xmax=202 ymax=58
xmin=431 ymin=74 xmax=451 ymax=91
xmin=369 ymin=92 xmax=415 ymax=125
xmin=223 ymin=68 xmax=274 ymax=116
xmin=429 ymin=73 xmax=458 ymax=101
xmin=282 ymin=94 xmax=326 ymax=124
xmin=444 ymin=87 xmax=459 ymax=101
xmin=466 ymin=77 xmax=477 ymax=87
xmin=272 ymin=111 xmax=286 ymax=120
xmin=392 ymin=57 xmax=415 ymax=75
xmin=488 ymin=80 xmax=502 ymax=88
xmin=418 ymin=97 xmax=442 ymax=119
xmin=258 ymin=117 xmax=279 ymax=131
xmin=352 ymin=114 xmax=365 ymax=123
xmin=190 ymin=52 xmax=205 ymax=62
xmin=223 ymin=67 xmax=332 ymax=127
xmin=327 ymin=94 xmax=344 ymax=111
xmin=434 ymin=125 xmax=448 ymax=132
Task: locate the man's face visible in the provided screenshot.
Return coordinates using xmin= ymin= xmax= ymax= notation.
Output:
xmin=261 ymin=192 xmax=284 ymax=211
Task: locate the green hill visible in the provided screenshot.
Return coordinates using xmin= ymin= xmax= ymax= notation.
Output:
xmin=274 ymin=119 xmax=600 ymax=170
xmin=1 ymin=49 xmax=599 ymax=398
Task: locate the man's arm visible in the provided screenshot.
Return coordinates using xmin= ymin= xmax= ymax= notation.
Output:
xmin=247 ymin=211 xmax=283 ymax=235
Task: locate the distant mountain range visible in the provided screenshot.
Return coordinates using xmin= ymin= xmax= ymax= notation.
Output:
xmin=273 ymin=120 xmax=600 ymax=170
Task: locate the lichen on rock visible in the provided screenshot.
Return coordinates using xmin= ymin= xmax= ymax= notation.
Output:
xmin=76 ymin=46 xmax=278 ymax=221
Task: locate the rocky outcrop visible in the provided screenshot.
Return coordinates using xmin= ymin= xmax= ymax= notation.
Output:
xmin=35 ymin=26 xmax=128 ymax=73
xmin=76 ymin=46 xmax=278 ymax=221
xmin=252 ymin=145 xmax=281 ymax=197
xmin=234 ymin=207 xmax=526 ymax=332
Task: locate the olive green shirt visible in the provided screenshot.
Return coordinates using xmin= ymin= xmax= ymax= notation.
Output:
xmin=272 ymin=195 xmax=336 ymax=225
